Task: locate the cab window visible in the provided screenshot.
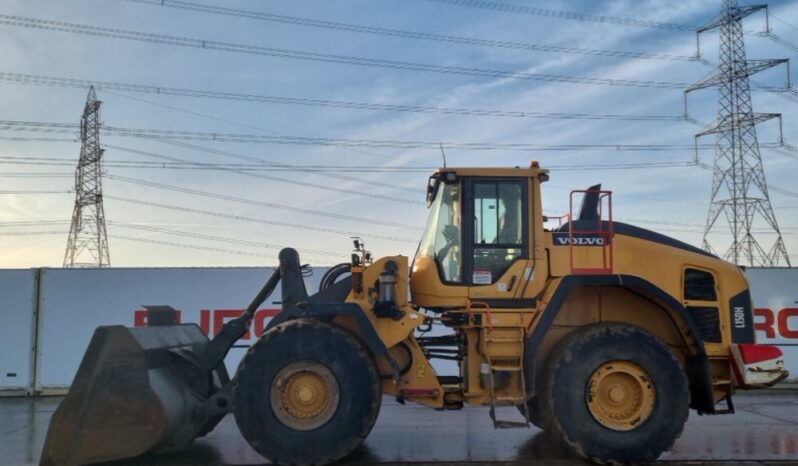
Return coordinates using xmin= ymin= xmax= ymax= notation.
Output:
xmin=471 ymin=180 xmax=526 ymax=284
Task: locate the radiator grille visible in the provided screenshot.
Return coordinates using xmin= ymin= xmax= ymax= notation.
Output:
xmin=687 ymin=306 xmax=721 ymax=343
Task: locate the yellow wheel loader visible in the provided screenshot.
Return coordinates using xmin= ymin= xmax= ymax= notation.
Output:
xmin=40 ymin=161 xmax=788 ymax=466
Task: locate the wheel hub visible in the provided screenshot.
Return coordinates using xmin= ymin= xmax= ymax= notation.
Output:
xmin=586 ymin=360 xmax=655 ymax=432
xmin=270 ymin=360 xmax=340 ymax=431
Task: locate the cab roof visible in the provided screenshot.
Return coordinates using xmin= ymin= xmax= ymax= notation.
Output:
xmin=434 ymin=161 xmax=547 ymax=178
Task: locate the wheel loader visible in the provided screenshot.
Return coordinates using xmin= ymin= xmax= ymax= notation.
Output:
xmin=40 ymin=161 xmax=788 ymax=466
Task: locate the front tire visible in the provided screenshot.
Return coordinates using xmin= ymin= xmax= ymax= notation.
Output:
xmin=540 ymin=323 xmax=689 ymax=464
xmin=233 ymin=319 xmax=381 ymax=465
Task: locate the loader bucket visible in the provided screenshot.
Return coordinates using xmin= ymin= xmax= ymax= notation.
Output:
xmin=40 ymin=323 xmax=226 ymax=466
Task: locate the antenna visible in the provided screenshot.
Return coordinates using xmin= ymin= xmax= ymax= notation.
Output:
xmin=439 ymin=142 xmax=447 ymax=168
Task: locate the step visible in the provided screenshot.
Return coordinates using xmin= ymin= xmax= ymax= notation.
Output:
xmin=495 ymin=395 xmax=526 ymax=402
xmin=494 ymin=419 xmax=530 ymax=429
xmin=489 ymin=406 xmax=530 ymax=429
xmin=485 ymin=336 xmax=524 ymax=343
xmin=437 ymin=375 xmax=463 ymax=385
xmin=491 ymin=364 xmax=522 ymax=372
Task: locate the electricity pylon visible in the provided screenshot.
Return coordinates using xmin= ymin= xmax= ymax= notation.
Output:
xmin=63 ymin=86 xmax=111 ymax=267
xmin=685 ymin=0 xmax=791 ymax=267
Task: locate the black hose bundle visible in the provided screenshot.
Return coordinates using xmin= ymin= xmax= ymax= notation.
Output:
xmin=319 ymin=262 xmax=352 ymax=291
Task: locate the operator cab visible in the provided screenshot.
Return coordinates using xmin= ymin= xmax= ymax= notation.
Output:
xmin=411 ymin=165 xmax=541 ymax=309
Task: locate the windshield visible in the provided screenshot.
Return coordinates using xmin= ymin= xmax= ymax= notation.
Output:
xmin=415 ymin=181 xmax=462 ymax=283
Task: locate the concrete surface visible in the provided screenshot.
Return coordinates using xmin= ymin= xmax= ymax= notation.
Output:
xmin=2 ymin=391 xmax=797 ymax=466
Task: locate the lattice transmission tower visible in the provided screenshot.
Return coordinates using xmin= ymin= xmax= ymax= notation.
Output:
xmin=64 ymin=86 xmax=111 ymax=267
xmin=685 ymin=0 xmax=791 ymax=267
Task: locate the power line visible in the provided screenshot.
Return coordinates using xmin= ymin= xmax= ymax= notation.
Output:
xmin=0 ymin=15 xmax=691 ymax=89
xmin=108 ymin=221 xmax=343 ymax=258
xmin=0 ymin=230 xmax=67 ymax=236
xmin=0 ymin=154 xmax=711 ymax=174
xmin=110 ymin=234 xmax=337 ymax=265
xmin=0 ymin=154 xmax=437 ymax=172
xmin=104 ymin=194 xmax=419 ymax=243
xmin=0 ymin=171 xmax=73 ymax=177
xmin=0 ymin=220 xmax=70 ymax=226
xmin=0 ymin=72 xmax=691 ymax=122
xmin=0 ymin=154 xmax=712 ymax=174
xmin=696 ymin=161 xmax=798 ymax=199
xmin=114 ymin=135 xmax=410 ymax=182
xmin=546 ymin=160 xmax=698 ymax=171
xmin=770 ymin=12 xmax=798 ymax=34
xmin=0 ymin=189 xmax=72 ymax=194
xmin=101 ymin=89 xmax=422 ymax=184
xmin=419 ymin=0 xmax=696 ymax=30
xmin=106 ymin=143 xmax=424 ymax=203
xmin=768 ymin=185 xmax=798 ymax=199
xmin=0 ymin=135 xmax=77 ymax=143
xmin=0 ymin=114 xmax=426 ymax=198
xmin=761 ymin=31 xmax=798 ymax=53
xmin=72 ymin=127 xmax=798 ymax=152
xmin=124 ymin=0 xmax=702 ymax=62
xmin=104 ymin=173 xmax=425 ymax=231
xmin=3 ymin=119 xmax=784 ymax=152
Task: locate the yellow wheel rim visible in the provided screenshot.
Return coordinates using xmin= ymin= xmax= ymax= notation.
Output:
xmin=586 ymin=361 xmax=655 ymax=431
xmin=270 ymin=360 xmax=340 ymax=431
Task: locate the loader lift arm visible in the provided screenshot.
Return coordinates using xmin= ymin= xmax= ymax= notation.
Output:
xmin=209 ymin=248 xmax=400 ymax=413
xmin=198 ymin=247 xmax=398 ymax=379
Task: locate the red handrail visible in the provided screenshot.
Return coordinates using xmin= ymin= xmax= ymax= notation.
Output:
xmin=567 ymin=189 xmax=614 ymax=275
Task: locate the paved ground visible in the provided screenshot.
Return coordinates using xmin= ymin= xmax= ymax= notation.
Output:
xmin=2 ymin=390 xmax=797 ymax=466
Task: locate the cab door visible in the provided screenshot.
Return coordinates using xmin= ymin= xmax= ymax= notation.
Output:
xmin=464 ymin=178 xmax=531 ymax=302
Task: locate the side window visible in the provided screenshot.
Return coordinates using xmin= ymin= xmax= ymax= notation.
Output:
xmin=471 ymin=180 xmax=525 ymax=284
xmin=683 ymin=268 xmax=721 ymax=343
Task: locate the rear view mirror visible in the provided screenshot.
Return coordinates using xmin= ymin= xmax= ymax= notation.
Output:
xmin=426 ymin=176 xmax=441 ymax=207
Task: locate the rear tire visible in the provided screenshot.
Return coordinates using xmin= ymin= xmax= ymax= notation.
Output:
xmin=233 ymin=319 xmax=381 ymax=465
xmin=540 ymin=323 xmax=689 ymax=464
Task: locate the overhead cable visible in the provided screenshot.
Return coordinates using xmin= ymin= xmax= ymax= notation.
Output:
xmin=101 ymin=89 xmax=418 ymax=180
xmin=110 ymin=234 xmax=338 ymax=265
xmin=0 ymin=14 xmax=690 ymax=89
xmin=0 ymin=71 xmax=690 ymax=122
xmin=1 ymin=119 xmax=778 ymax=152
xmin=108 ymin=221 xmax=344 ymax=258
xmin=104 ymin=173 xmax=425 ymax=230
xmin=761 ymin=31 xmax=798 ymax=53
xmin=107 ymin=143 xmax=424 ymax=204
xmin=0 ymin=154 xmax=437 ymax=172
xmin=0 ymin=189 xmax=72 ymax=194
xmin=0 ymin=230 xmax=67 ymax=236
xmin=104 ymin=195 xmax=419 ymax=243
xmin=124 ymin=0 xmax=702 ymax=62
xmin=420 ymin=0 xmax=696 ymax=30
xmin=0 ymin=171 xmax=73 ymax=177
xmin=0 ymin=220 xmax=70 ymax=226
xmin=770 ymin=13 xmax=798 ymax=34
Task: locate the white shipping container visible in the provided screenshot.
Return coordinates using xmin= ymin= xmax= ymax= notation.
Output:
xmin=745 ymin=268 xmax=798 ymax=381
xmin=0 ymin=269 xmax=38 ymax=393
xmin=36 ymin=266 xmax=323 ymax=390
xmin=2 ymin=265 xmax=796 ymax=393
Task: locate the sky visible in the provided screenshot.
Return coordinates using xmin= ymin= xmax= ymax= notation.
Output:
xmin=0 ymin=0 xmax=796 ymax=268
